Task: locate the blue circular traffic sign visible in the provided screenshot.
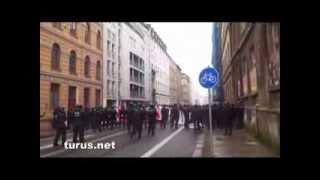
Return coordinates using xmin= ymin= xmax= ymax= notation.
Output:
xmin=199 ymin=67 xmax=219 ymax=89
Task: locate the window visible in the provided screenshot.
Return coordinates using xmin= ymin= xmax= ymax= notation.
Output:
xmin=112 ymin=81 xmax=115 ymax=97
xmin=68 ymin=86 xmax=77 ymax=110
xmin=51 ymin=43 xmax=60 ymax=71
xmin=107 ymin=41 xmax=111 ymax=58
xmin=107 ymin=29 xmax=111 ymax=40
xmin=111 ymin=63 xmax=114 ymax=77
xmin=50 ymin=83 xmax=60 ymax=109
xmin=69 ymin=50 xmax=77 ymax=75
xmin=70 ymin=23 xmax=77 ymax=37
xmin=84 ymin=88 xmax=90 ymax=108
xmin=85 ymin=23 xmax=91 ymax=44
xmin=97 ymin=30 xmax=101 ymax=50
xmin=107 ymin=80 xmax=110 ymax=96
xmin=112 ymin=44 xmax=115 ymax=59
xmin=130 ymin=52 xmax=133 ymax=65
xmin=52 ymin=23 xmax=62 ymax=30
xmin=84 ymin=56 xmax=90 ymax=78
xmin=96 ymin=60 xmax=101 ymax=80
xmin=107 ymin=60 xmax=110 ymax=76
xmin=112 ymin=33 xmax=115 ymax=42
xmin=96 ymin=89 xmax=101 ymax=106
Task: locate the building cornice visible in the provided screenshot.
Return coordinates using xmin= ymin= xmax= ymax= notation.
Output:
xmin=40 ymin=70 xmax=102 ymax=87
xmin=125 ymin=23 xmax=145 ymax=40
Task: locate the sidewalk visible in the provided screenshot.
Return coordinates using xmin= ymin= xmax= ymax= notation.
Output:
xmin=203 ymin=129 xmax=279 ymax=157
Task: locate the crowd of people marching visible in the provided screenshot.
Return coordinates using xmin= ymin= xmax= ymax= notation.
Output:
xmin=51 ymin=103 xmax=244 ymax=147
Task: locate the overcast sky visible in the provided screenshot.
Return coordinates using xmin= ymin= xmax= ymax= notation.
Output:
xmin=148 ymin=22 xmax=213 ymax=97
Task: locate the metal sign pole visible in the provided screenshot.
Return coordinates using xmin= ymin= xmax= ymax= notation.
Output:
xmin=208 ymin=88 xmax=214 ymax=157
xmin=199 ymin=66 xmax=219 ymax=157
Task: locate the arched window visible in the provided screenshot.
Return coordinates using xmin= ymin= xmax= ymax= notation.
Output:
xmin=84 ymin=56 xmax=91 ymax=78
xmin=96 ymin=30 xmax=101 ymax=49
xmin=51 ymin=43 xmax=60 ymax=71
xmin=96 ymin=60 xmax=101 ymax=80
xmin=85 ymin=23 xmax=91 ymax=44
xmin=69 ymin=50 xmax=77 ymax=74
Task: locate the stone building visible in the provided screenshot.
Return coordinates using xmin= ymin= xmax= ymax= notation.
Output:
xmin=117 ymin=23 xmax=149 ymax=107
xmin=220 ymin=23 xmax=280 ymax=148
xmin=169 ymin=57 xmax=182 ymax=105
xmin=103 ymin=23 xmax=120 ymax=108
xmin=143 ymin=23 xmax=171 ymax=105
xmin=40 ymin=22 xmax=103 ymax=137
xmin=181 ymin=73 xmax=191 ymax=105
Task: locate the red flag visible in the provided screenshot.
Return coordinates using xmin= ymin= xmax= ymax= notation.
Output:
xmin=156 ymin=105 xmax=162 ymax=121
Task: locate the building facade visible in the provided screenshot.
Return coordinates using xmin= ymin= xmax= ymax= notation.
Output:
xmin=169 ymin=57 xmax=182 ymax=105
xmin=143 ymin=24 xmax=170 ymax=105
xmin=220 ymin=23 xmax=280 ymax=148
xmin=40 ymin=22 xmax=103 ymax=137
xmin=118 ymin=23 xmax=150 ymax=107
xmin=103 ymin=23 xmax=120 ymax=108
xmin=181 ymin=73 xmax=191 ymax=105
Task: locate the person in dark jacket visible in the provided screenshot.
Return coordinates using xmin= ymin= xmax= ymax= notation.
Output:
xmin=217 ymin=104 xmax=224 ymax=129
xmin=104 ymin=107 xmax=110 ymax=129
xmin=148 ymin=105 xmax=157 ymax=136
xmin=202 ymin=105 xmax=209 ymax=130
xmin=72 ymin=105 xmax=85 ymax=143
xmin=144 ymin=106 xmax=149 ymax=130
xmin=67 ymin=108 xmax=74 ymax=130
xmin=52 ymin=107 xmax=67 ymax=146
xmin=211 ymin=104 xmax=218 ymax=130
xmin=224 ymin=103 xmax=235 ymax=136
xmin=182 ymin=105 xmax=190 ymax=129
xmin=170 ymin=104 xmax=179 ymax=129
xmin=126 ymin=104 xmax=134 ymax=134
xmin=235 ymin=103 xmax=244 ymax=129
xmin=191 ymin=105 xmax=199 ymax=131
xmin=90 ymin=108 xmax=97 ymax=132
xmin=131 ymin=105 xmax=144 ymax=139
xmin=161 ymin=105 xmax=169 ymax=129
xmin=110 ymin=106 xmax=117 ymax=130
xmin=83 ymin=107 xmax=91 ymax=130
xmin=95 ymin=107 xmax=103 ymax=132
xmin=118 ymin=106 xmax=125 ymax=129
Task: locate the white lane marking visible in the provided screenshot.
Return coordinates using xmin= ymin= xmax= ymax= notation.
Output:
xmin=141 ymin=126 xmax=184 ymax=158
xmin=40 ymin=134 xmax=94 ymax=150
xmin=40 ymin=131 xmax=127 ymax=158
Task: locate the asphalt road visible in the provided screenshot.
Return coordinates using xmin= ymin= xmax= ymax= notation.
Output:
xmin=40 ymin=120 xmax=203 ymax=158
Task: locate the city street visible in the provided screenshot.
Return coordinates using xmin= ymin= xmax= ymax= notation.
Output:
xmin=40 ymin=115 xmax=203 ymax=158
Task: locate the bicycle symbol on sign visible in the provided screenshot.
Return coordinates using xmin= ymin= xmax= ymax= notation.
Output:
xmin=200 ymin=72 xmax=217 ymax=85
